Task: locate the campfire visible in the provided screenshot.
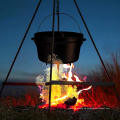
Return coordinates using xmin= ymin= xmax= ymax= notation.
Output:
xmin=1 ymin=63 xmax=119 ymax=111
xmin=1 ymin=62 xmax=119 ymax=111
xmin=36 ymin=63 xmax=119 ymax=111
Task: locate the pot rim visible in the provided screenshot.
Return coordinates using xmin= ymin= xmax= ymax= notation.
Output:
xmin=32 ymin=31 xmax=86 ymax=40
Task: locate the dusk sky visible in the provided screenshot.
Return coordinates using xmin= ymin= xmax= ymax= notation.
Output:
xmin=0 ymin=0 xmax=120 ymax=82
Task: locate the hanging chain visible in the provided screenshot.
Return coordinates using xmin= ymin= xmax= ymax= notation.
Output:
xmin=49 ymin=0 xmax=56 ymax=111
xmin=57 ymin=0 xmax=60 ymax=31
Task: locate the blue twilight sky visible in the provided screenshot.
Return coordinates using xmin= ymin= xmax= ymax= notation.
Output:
xmin=0 ymin=0 xmax=120 ymax=82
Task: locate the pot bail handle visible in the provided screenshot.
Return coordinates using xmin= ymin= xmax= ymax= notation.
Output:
xmin=36 ymin=12 xmax=81 ymax=32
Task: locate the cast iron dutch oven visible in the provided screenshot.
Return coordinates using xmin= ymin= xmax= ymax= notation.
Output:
xmin=32 ymin=31 xmax=85 ymax=64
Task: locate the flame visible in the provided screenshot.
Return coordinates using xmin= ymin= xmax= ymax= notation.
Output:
xmin=38 ymin=63 xmax=92 ymax=110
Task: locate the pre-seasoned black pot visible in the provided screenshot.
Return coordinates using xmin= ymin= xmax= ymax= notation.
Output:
xmin=32 ymin=31 xmax=85 ymax=64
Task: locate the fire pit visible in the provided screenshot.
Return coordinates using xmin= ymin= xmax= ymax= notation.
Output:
xmin=32 ymin=31 xmax=85 ymax=64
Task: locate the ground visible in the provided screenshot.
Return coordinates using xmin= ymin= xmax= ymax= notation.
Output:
xmin=0 ymin=105 xmax=120 ymax=120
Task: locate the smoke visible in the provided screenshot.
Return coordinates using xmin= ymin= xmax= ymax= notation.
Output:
xmin=35 ymin=74 xmax=44 ymax=85
xmin=35 ymin=57 xmax=64 ymax=84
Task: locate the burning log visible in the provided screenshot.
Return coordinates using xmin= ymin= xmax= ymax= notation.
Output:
xmin=2 ymin=82 xmax=45 ymax=86
xmin=45 ymin=81 xmax=115 ymax=86
xmin=3 ymin=81 xmax=115 ymax=87
xmin=64 ymin=97 xmax=77 ymax=108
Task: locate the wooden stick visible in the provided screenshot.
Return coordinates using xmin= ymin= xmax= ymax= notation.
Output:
xmin=45 ymin=81 xmax=115 ymax=86
xmin=2 ymin=82 xmax=45 ymax=86
xmin=3 ymin=81 xmax=115 ymax=87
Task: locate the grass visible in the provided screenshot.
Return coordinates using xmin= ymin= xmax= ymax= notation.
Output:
xmin=88 ymin=53 xmax=120 ymax=98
